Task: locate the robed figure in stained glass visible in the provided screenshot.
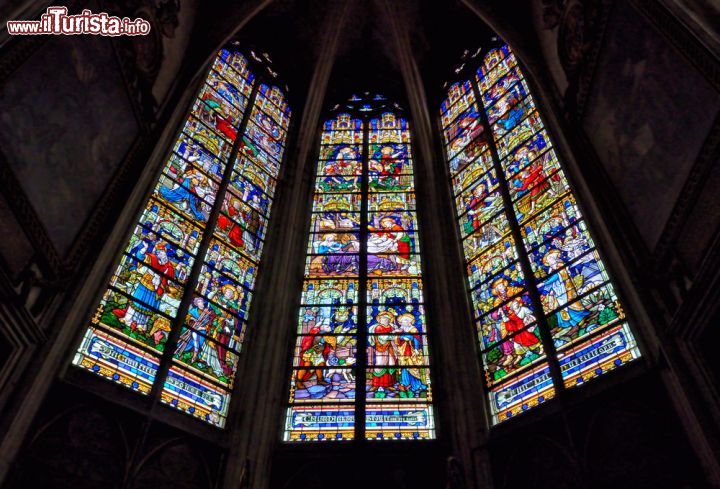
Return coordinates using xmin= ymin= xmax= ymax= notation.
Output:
xmin=159 ymin=167 xmax=213 ymax=222
xmin=368 ymin=217 xmax=412 ymax=257
xmin=368 ymin=311 xmax=399 ymax=393
xmin=395 ymin=313 xmax=426 ymax=397
xmin=489 ymin=278 xmax=540 ymax=367
xmin=296 ymin=326 xmax=332 ymax=389
xmin=540 ymin=249 xmax=592 ymax=329
xmin=119 ymin=242 xmax=176 ymax=333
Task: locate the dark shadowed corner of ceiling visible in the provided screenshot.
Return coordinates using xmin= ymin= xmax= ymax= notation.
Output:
xmin=184 ymin=0 xmax=536 ymax=115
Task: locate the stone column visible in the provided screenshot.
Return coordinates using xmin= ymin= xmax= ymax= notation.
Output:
xmin=220 ymin=3 xmax=352 ymax=488
xmin=379 ymin=2 xmax=495 ymax=487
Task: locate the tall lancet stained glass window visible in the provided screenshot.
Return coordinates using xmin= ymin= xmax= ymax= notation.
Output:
xmin=440 ymin=43 xmax=640 ymax=424
xmin=73 ymin=47 xmax=291 ymax=428
xmin=284 ymin=97 xmax=435 ymax=442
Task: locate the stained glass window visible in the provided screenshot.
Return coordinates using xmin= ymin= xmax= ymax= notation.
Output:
xmin=284 ymin=97 xmax=435 ymax=442
xmin=72 ymin=47 xmax=291 ymax=428
xmin=441 ymin=43 xmax=641 ymax=425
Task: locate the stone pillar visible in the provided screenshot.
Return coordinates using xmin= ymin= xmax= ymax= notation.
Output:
xmin=220 ymin=3 xmax=352 ymax=488
xmin=380 ymin=2 xmax=494 ymax=487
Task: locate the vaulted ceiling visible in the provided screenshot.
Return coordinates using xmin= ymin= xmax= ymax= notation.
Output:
xmin=172 ymin=0 xmax=538 ymax=117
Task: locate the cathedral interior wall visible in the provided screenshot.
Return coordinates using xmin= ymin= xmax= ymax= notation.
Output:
xmin=0 ymin=1 xmax=718 ymax=488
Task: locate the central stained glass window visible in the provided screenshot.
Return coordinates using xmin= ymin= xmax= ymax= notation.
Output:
xmin=283 ymin=95 xmax=436 ymax=442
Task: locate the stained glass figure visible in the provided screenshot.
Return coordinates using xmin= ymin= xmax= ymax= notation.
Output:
xmin=284 ymin=99 xmax=435 ymax=442
xmin=73 ymin=47 xmax=291 ymax=428
xmin=440 ymin=43 xmax=640 ymax=424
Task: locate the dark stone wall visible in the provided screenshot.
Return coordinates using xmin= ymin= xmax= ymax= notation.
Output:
xmin=488 ymin=373 xmax=708 ymax=489
xmin=0 ymin=33 xmax=138 ymax=255
xmin=3 ymin=384 xmax=222 ymax=489
xmin=582 ymin=1 xmax=720 ymax=249
xmin=532 ymin=0 xmax=720 ymax=256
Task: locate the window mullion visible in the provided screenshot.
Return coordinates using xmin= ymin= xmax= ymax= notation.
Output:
xmin=468 ymin=76 xmax=566 ymax=396
xmin=356 ymin=112 xmax=370 ymax=442
xmin=149 ymin=77 xmax=264 ymax=404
